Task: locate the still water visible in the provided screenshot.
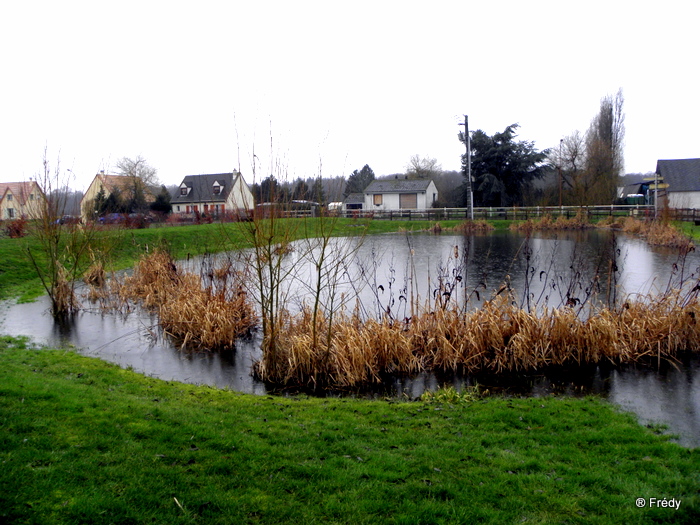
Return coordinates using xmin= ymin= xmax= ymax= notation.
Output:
xmin=2 ymin=230 xmax=699 ymax=447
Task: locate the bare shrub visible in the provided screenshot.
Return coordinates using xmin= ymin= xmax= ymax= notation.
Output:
xmin=5 ymin=218 xmax=28 ymax=238
xmin=26 ymin=151 xmax=101 ymax=317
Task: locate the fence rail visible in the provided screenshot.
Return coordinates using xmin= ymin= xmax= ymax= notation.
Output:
xmin=322 ymin=206 xmax=700 ymax=223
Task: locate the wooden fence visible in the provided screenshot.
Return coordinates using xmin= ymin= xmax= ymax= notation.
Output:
xmin=270 ymin=205 xmax=700 ymax=223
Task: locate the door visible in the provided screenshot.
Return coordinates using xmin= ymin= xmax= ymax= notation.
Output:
xmin=399 ymin=193 xmax=417 ymax=209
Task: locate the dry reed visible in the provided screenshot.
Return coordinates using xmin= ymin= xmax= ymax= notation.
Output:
xmin=453 ymin=220 xmax=494 ymax=234
xmin=618 ymin=217 xmax=693 ymax=248
xmin=254 ymin=286 xmax=700 ymax=388
xmin=116 ymin=249 xmax=256 ymax=350
xmin=510 ymin=210 xmax=593 ymax=233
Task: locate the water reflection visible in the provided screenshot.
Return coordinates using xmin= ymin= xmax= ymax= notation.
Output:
xmin=1 ymin=230 xmax=699 ymax=447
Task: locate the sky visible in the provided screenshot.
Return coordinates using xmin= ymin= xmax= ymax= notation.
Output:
xmin=1 ymin=1 xmax=697 ymax=191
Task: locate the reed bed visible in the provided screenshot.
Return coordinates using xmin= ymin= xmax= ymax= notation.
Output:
xmin=618 ymin=217 xmax=694 ymax=248
xmin=254 ymin=287 xmax=700 ymax=388
xmin=452 ymin=219 xmax=494 ymax=234
xmin=116 ymin=249 xmax=256 ymax=350
xmin=510 ymin=210 xmax=593 ymax=233
xmin=510 ymin=214 xmax=692 ymax=249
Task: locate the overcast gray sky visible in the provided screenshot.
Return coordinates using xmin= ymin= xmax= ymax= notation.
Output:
xmin=1 ymin=0 xmax=697 ymax=190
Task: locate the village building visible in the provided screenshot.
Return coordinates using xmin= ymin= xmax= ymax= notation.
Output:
xmin=171 ymin=172 xmax=254 ymax=217
xmin=80 ymin=172 xmax=157 ymax=221
xmin=0 ymin=180 xmax=44 ymax=220
xmin=655 ymin=158 xmax=700 ymax=209
xmin=362 ymin=178 xmax=438 ymax=211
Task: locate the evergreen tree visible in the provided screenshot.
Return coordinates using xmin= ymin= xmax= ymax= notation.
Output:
xmin=344 ymin=165 xmax=375 ymax=197
xmin=460 ymin=124 xmax=549 ymax=207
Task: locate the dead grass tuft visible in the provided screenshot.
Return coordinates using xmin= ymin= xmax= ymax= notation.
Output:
xmin=618 ymin=217 xmax=693 ymax=248
xmin=453 ymin=220 xmax=494 ymax=234
xmin=115 ymin=249 xmax=256 ymax=350
xmin=510 ymin=210 xmax=593 ymax=233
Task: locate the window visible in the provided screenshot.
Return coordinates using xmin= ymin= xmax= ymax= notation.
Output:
xmin=176 ymin=205 xmax=180 ymax=212
xmin=6 ymin=194 xmax=12 ymax=201
xmin=7 ymin=208 xmax=15 ymax=218
xmin=29 ymin=193 xmax=34 ymax=200
xmin=373 ymin=194 xmax=383 ymax=206
xmin=213 ymin=184 xmax=221 ymax=195
xmin=180 ymin=187 xmax=188 ymax=196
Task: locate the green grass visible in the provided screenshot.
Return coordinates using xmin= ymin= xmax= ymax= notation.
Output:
xmin=674 ymin=221 xmax=700 ymax=242
xmin=1 ymin=336 xmax=698 ymax=524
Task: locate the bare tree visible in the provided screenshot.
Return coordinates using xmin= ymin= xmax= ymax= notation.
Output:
xmin=585 ymin=89 xmax=625 ymax=203
xmin=549 ymin=131 xmax=589 ymax=205
xmin=115 ymin=156 xmax=159 ymax=186
xmin=114 ymin=156 xmax=159 ymax=213
xmin=550 ymin=89 xmax=625 ymax=205
xmin=406 ymin=155 xmax=442 ymax=179
xmin=26 ymin=149 xmax=100 ymax=317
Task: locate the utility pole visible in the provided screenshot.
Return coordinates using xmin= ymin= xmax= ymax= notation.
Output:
xmin=558 ymin=138 xmax=563 ymax=208
xmin=460 ymin=115 xmax=474 ymax=220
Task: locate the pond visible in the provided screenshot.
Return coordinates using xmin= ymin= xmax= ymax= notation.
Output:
xmin=1 ymin=230 xmax=699 ymax=447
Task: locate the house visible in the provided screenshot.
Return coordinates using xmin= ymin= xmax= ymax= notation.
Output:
xmin=171 ymin=172 xmax=254 ymax=217
xmin=363 ymin=178 xmax=438 ymax=211
xmin=80 ymin=171 xmax=156 ymax=220
xmin=655 ymin=158 xmax=700 ymax=209
xmin=0 ymin=180 xmax=44 ymax=220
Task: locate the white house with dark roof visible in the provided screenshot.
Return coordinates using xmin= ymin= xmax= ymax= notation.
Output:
xmin=655 ymin=159 xmax=700 ymax=209
xmin=172 ymin=172 xmax=254 ymax=216
xmin=363 ymin=178 xmax=438 ymax=211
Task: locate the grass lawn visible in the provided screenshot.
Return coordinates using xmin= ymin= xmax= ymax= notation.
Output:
xmin=1 ymin=336 xmax=698 ymax=524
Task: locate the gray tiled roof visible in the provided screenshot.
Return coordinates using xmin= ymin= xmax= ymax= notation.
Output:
xmin=363 ymin=178 xmax=433 ymax=193
xmin=344 ymin=193 xmax=364 ymax=205
xmin=173 ymin=173 xmax=239 ymax=204
xmin=656 ymin=159 xmax=700 ymax=192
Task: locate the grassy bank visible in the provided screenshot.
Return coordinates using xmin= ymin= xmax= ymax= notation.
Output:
xmin=1 ymin=336 xmax=698 ymax=524
xmin=0 ymin=218 xmax=465 ymax=302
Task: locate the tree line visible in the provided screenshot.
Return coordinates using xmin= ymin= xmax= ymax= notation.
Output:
xmin=460 ymin=89 xmax=626 ymax=207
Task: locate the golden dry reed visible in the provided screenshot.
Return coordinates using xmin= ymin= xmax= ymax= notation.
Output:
xmin=254 ymin=288 xmax=700 ymax=388
xmin=513 ymin=213 xmax=692 ymax=249
xmin=453 ymin=220 xmax=494 ymax=234
xmin=510 ymin=210 xmax=593 ymax=233
xmin=118 ymin=249 xmax=256 ymax=350
xmin=618 ymin=217 xmax=693 ymax=248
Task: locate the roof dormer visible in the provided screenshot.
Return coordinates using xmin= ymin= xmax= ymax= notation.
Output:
xmin=213 ymin=181 xmax=224 ymax=195
xmin=179 ymin=182 xmax=191 ymax=196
